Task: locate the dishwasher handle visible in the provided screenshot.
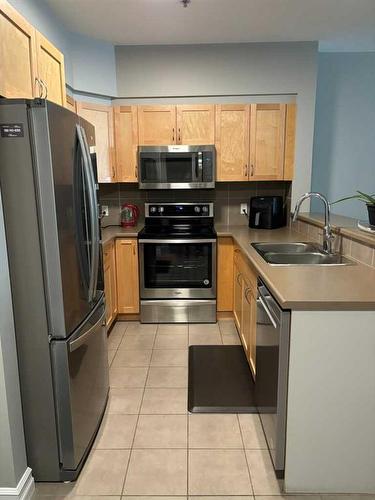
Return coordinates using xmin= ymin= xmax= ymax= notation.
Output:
xmin=257 ymin=295 xmax=278 ymax=329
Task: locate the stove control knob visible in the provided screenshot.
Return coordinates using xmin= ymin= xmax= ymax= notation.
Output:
xmin=150 ymin=206 xmax=156 ymax=213
xmin=194 ymin=206 xmax=201 ymax=213
xmin=158 ymin=206 xmax=164 ymax=213
xmin=202 ymin=206 xmax=209 ymax=213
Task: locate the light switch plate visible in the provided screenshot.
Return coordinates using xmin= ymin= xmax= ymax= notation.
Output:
xmin=101 ymin=205 xmax=109 ymax=217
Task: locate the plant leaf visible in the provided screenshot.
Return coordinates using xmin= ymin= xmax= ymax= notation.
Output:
xmin=356 ymin=191 xmax=375 ymax=205
xmin=331 ymin=195 xmax=363 ymax=204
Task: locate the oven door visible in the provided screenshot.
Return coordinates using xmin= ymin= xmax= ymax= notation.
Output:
xmin=139 ymin=239 xmax=216 ymax=299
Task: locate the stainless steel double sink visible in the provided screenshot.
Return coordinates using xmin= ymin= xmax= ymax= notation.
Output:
xmin=251 ymin=242 xmax=353 ymax=266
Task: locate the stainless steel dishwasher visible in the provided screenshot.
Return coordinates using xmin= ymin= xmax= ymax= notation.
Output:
xmin=255 ymin=278 xmax=291 ymax=479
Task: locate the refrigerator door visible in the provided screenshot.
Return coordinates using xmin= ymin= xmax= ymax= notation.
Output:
xmin=31 ymin=101 xmax=101 ymax=338
xmin=50 ymin=295 xmax=108 ymax=471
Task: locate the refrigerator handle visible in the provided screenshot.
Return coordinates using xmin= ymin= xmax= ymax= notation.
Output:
xmin=81 ymin=127 xmax=100 ymax=300
xmin=76 ymin=125 xmax=98 ymax=303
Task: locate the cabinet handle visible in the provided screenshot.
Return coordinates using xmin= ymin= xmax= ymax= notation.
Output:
xmin=244 ymin=287 xmax=252 ymax=304
xmin=40 ymin=79 xmax=48 ymax=99
xmin=236 ymin=272 xmax=242 ymax=285
xmin=112 ymin=166 xmax=116 ymax=180
xmin=133 ymin=243 xmax=136 ymax=255
xmin=135 ymin=164 xmax=138 ymax=180
xmin=244 ymin=164 xmax=248 ymax=177
xmin=35 ymin=78 xmax=43 ymax=98
xmin=172 ymin=128 xmax=175 ymax=143
xmin=250 ymin=164 xmax=254 ymax=177
xmin=178 ymin=128 xmax=181 ymax=142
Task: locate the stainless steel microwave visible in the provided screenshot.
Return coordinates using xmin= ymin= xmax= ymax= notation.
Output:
xmin=138 ymin=145 xmax=216 ymax=189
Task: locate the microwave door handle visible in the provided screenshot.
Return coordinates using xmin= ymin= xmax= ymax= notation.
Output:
xmin=193 ymin=154 xmax=199 ymax=181
xmin=197 ymin=152 xmax=203 ymax=181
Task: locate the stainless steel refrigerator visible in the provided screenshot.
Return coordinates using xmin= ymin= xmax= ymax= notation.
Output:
xmin=0 ymin=99 xmax=109 ymax=481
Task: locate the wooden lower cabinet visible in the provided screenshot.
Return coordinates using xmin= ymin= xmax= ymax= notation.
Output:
xmin=103 ymin=240 xmax=117 ymax=328
xmin=217 ymin=237 xmax=234 ymax=312
xmin=233 ymin=250 xmax=243 ymax=331
xmin=115 ymin=238 xmax=139 ymax=314
xmin=241 ymin=275 xmax=257 ymax=376
xmin=232 ymin=246 xmax=257 ymax=377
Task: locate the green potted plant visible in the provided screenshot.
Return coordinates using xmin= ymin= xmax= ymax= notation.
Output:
xmin=331 ymin=191 xmax=375 ymax=226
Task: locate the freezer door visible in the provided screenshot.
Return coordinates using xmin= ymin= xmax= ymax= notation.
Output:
xmin=50 ymin=296 xmax=109 ymax=471
xmin=31 ymin=101 xmax=101 ymax=338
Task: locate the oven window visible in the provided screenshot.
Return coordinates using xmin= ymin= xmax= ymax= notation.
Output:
xmin=143 ymin=242 xmax=212 ymax=288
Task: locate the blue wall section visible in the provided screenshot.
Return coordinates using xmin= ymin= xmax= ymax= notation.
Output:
xmin=7 ymin=0 xmax=117 ymax=96
xmin=311 ymin=52 xmax=375 ymax=220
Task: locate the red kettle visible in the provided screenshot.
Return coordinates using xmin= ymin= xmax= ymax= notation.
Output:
xmin=121 ymin=203 xmax=139 ymax=227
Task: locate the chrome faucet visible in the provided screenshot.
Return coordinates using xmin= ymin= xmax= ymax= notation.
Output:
xmin=292 ymin=192 xmax=335 ymax=254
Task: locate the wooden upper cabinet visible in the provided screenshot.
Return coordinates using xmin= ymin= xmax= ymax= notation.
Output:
xmin=215 ymin=104 xmax=250 ymax=181
xmin=176 ymin=104 xmax=215 ymax=144
xmin=35 ymin=31 xmax=66 ymax=106
xmin=65 ymin=95 xmax=76 ymax=113
xmin=249 ymin=103 xmax=286 ymax=180
xmin=77 ymin=102 xmax=115 ymax=183
xmin=283 ymin=103 xmax=297 ymax=181
xmin=114 ymin=106 xmax=139 ymax=182
xmin=0 ymin=1 xmax=37 ymax=99
xmin=138 ymin=105 xmax=176 ymax=145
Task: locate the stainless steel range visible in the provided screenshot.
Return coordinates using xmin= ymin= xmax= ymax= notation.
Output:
xmin=138 ymin=203 xmax=217 ymax=323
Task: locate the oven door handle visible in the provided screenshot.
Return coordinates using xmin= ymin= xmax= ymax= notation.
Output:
xmin=138 ymin=239 xmax=217 ymax=244
xmin=257 ymin=296 xmax=278 ymax=329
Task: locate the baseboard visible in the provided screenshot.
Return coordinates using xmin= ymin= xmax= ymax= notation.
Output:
xmin=0 ymin=468 xmax=34 ymax=500
xmin=217 ymin=311 xmax=234 ymax=320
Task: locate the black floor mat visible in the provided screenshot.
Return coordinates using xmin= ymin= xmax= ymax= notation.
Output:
xmin=188 ymin=345 xmax=257 ymax=413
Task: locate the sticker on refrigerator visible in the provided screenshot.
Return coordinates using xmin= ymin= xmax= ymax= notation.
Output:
xmin=0 ymin=123 xmax=24 ymax=138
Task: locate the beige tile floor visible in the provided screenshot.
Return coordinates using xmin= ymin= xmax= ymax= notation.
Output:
xmin=33 ymin=320 xmax=369 ymax=500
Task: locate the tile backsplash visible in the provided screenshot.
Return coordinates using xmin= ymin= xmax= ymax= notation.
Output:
xmin=99 ymin=181 xmax=292 ymax=228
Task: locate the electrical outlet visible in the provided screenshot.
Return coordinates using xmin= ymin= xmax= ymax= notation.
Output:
xmin=101 ymin=205 xmax=109 ymax=217
xmin=240 ymin=203 xmax=248 ymax=216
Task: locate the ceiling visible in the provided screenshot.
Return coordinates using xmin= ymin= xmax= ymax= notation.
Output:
xmin=44 ymin=0 xmax=375 ymax=51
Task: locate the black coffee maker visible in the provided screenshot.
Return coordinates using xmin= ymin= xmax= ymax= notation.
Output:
xmin=249 ymin=196 xmax=285 ymax=229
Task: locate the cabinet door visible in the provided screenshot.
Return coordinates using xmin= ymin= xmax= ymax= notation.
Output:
xmin=35 ymin=30 xmax=66 ymax=106
xmin=233 ymin=252 xmax=243 ymax=332
xmin=109 ymin=241 xmax=118 ymax=319
xmin=114 ymin=106 xmax=138 ymax=182
xmin=77 ymin=102 xmax=116 ymax=183
xmin=176 ymin=104 xmax=215 ymax=144
xmin=283 ymin=103 xmax=296 ymax=180
xmin=116 ymin=239 xmax=139 ymax=314
xmin=0 ymin=1 xmax=37 ymax=98
xmin=138 ymin=105 xmax=176 ymax=145
xmin=241 ymin=281 xmax=256 ymax=378
xmin=215 ymin=104 xmax=250 ymax=181
xmin=103 ymin=244 xmax=114 ymax=328
xmin=249 ymin=103 xmax=286 ymax=180
xmin=217 ymin=237 xmax=234 ymax=312
xmin=65 ymin=95 xmax=76 ymax=113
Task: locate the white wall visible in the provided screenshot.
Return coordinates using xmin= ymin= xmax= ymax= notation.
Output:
xmin=311 ymin=52 xmax=375 ymax=219
xmin=115 ymin=42 xmax=318 ymax=205
xmin=0 ymin=194 xmax=28 ymax=489
xmin=285 ymin=310 xmax=375 ymax=493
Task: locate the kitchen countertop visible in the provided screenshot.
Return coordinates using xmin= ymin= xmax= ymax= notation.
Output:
xmin=101 ymin=224 xmax=144 ymax=245
xmin=216 ymin=224 xmax=375 ymax=311
xmin=102 ymin=223 xmax=375 ymax=311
